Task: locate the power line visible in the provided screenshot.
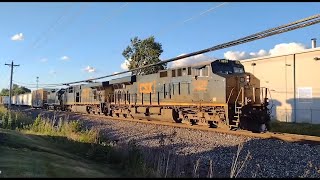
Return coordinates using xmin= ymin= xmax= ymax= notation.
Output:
xmin=12 ymin=80 xmax=66 ymax=87
xmin=32 ymin=4 xmax=76 ymax=49
xmin=58 ymin=2 xmax=129 ymax=55
xmin=13 ymin=3 xmax=75 ymax=60
xmin=12 ymin=81 xmax=66 ymax=89
xmin=39 ymin=3 xmax=90 ymax=50
xmin=156 ymin=2 xmax=228 ymax=37
xmin=56 ymin=13 xmax=320 ymax=85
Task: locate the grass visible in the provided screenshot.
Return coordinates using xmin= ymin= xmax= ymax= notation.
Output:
xmin=0 ymin=128 xmax=120 ymax=178
xmin=0 ymin=106 xmax=153 ymax=178
xmin=270 ymin=120 xmax=320 ymax=137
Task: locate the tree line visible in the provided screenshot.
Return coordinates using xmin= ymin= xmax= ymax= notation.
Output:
xmin=0 ymin=84 xmax=31 ymax=96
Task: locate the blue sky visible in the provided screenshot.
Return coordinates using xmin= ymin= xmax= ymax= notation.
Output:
xmin=0 ymin=2 xmax=319 ymax=90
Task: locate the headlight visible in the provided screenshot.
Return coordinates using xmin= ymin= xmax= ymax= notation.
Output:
xmin=246 ymin=75 xmax=250 ymax=82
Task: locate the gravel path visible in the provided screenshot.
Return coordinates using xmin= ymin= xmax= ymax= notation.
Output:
xmin=17 ymin=107 xmax=320 ymax=178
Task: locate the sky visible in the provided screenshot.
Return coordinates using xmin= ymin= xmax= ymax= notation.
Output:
xmin=0 ymin=2 xmax=319 ymax=90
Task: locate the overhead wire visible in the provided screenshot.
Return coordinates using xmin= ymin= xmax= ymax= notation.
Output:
xmin=39 ymin=3 xmax=90 ymax=50
xmin=57 ymin=13 xmax=320 ymax=85
xmin=58 ymin=2 xmax=129 ymax=55
xmin=156 ymin=2 xmax=228 ymax=37
xmin=12 ymin=80 xmax=64 ymax=86
xmin=13 ymin=3 xmax=75 ymax=61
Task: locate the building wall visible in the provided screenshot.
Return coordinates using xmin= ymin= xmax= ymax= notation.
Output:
xmin=295 ymin=50 xmax=320 ymax=123
xmin=241 ymin=48 xmax=320 ymax=124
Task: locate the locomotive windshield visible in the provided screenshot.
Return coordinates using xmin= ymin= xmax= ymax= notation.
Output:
xmin=211 ymin=59 xmax=245 ymax=75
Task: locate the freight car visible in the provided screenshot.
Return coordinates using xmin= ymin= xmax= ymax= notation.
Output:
xmin=32 ymin=89 xmax=48 ymax=108
xmin=0 ymin=96 xmax=9 ymax=106
xmin=15 ymin=93 xmax=32 ymax=106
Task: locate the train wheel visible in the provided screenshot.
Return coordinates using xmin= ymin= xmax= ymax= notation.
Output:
xmin=176 ymin=118 xmax=183 ymax=123
xmin=266 ymin=121 xmax=271 ymax=131
xmin=182 ymin=116 xmax=190 ymax=125
xmin=190 ymin=119 xmax=197 ymax=126
xmin=208 ymin=121 xmax=217 ymax=128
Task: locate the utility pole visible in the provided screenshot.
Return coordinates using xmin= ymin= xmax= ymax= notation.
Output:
xmin=5 ymin=61 xmax=20 ymax=109
xmin=36 ymin=76 xmax=39 ymax=107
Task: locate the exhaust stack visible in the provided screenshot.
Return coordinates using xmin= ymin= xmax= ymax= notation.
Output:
xmin=311 ymin=38 xmax=317 ymax=48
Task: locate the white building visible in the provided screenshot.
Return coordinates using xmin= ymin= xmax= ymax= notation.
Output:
xmin=241 ymin=39 xmax=320 ymax=124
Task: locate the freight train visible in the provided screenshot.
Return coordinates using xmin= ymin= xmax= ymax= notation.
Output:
xmin=1 ymin=59 xmax=271 ymax=132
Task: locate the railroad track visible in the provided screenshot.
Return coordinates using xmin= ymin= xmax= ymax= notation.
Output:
xmin=33 ymin=108 xmax=320 ymax=145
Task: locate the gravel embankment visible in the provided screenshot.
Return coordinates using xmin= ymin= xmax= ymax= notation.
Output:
xmin=17 ymin=107 xmax=320 ymax=178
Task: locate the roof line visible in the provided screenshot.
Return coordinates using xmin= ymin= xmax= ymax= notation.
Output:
xmin=241 ymin=46 xmax=320 ymax=62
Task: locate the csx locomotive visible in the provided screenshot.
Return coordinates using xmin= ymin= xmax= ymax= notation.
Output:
xmin=3 ymin=59 xmax=271 ymax=132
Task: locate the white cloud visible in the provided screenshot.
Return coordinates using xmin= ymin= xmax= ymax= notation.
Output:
xmin=268 ymin=42 xmax=306 ymax=56
xmin=223 ymin=51 xmax=249 ymax=60
xmin=169 ymin=54 xmax=216 ymax=68
xmin=40 ymin=58 xmax=48 ymax=62
xmin=224 ymin=42 xmax=306 ymax=60
xmin=83 ymin=66 xmax=96 ymax=73
xmin=11 ymin=33 xmax=24 ymax=41
xmin=120 ymin=60 xmax=129 ymax=70
xmin=61 ymin=56 xmax=70 ymax=61
xmin=249 ymin=49 xmax=268 ymax=57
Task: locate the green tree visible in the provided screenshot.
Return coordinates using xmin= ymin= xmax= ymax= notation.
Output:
xmin=13 ymin=85 xmax=31 ymax=95
xmin=122 ymin=36 xmax=166 ymax=75
xmin=0 ymin=88 xmax=9 ymax=96
xmin=0 ymin=84 xmax=31 ymax=96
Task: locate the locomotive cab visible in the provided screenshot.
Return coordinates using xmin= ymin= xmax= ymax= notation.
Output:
xmin=211 ymin=59 xmax=270 ymax=132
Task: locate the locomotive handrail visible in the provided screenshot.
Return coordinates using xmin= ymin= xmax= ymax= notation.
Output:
xmin=234 ymin=87 xmax=242 ymax=106
xmin=227 ymin=87 xmax=235 ymax=104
